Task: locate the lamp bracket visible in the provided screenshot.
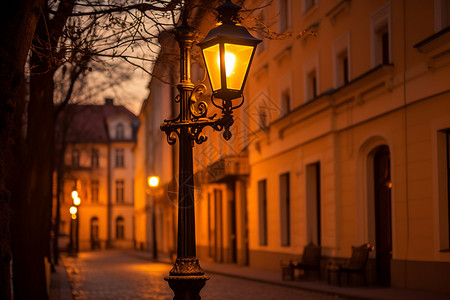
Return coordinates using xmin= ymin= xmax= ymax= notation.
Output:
xmin=160 ymin=84 xmax=238 ymax=146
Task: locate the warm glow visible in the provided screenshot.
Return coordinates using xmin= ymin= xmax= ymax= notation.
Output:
xmin=148 ymin=176 xmax=160 ymax=187
xmin=69 ymin=206 xmax=77 ymax=215
xmin=217 ymin=51 xmax=236 ymax=77
xmin=202 ymin=44 xmax=221 ymax=91
xmin=73 ymin=197 xmax=81 ymax=206
xmin=71 ymin=190 xmax=78 ymax=199
xmin=71 ymin=214 xmax=77 ymax=220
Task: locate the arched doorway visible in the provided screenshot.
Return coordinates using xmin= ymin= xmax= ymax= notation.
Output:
xmin=373 ymin=146 xmax=392 ymax=286
xmin=90 ymin=217 xmax=100 ymax=250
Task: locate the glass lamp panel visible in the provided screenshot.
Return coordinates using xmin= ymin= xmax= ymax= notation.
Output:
xmin=224 ymin=43 xmax=254 ymax=90
xmin=202 ymin=44 xmax=221 ymax=91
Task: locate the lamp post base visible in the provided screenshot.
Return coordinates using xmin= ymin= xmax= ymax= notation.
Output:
xmin=165 ymin=275 xmax=209 ymax=300
xmin=165 ymin=257 xmax=209 ymax=300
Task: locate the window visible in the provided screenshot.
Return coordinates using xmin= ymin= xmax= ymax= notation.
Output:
xmin=256 ymin=12 xmax=268 ymax=55
xmin=91 ymin=148 xmax=99 ymax=168
xmin=438 ymin=130 xmax=450 ymax=250
xmin=306 ymin=162 xmax=321 ymax=245
xmin=280 ymin=173 xmax=290 ymax=246
xmin=116 ymin=180 xmax=124 ymax=203
xmin=258 ymin=105 xmax=269 ymax=130
xmin=307 ymin=70 xmax=317 ymax=101
xmin=280 ymin=88 xmax=291 ymax=117
xmin=72 ymin=149 xmax=80 ymax=167
xmin=115 ymin=148 xmax=124 ymax=167
xmin=91 ymin=180 xmax=99 ymax=203
xmin=447 ymin=131 xmax=450 ymax=245
xmin=303 ymin=52 xmax=320 ymax=103
xmin=116 ymin=123 xmax=124 ymax=139
xmin=258 ymin=179 xmax=268 ymax=246
xmin=371 ymin=3 xmax=391 ymax=67
xmin=303 ymin=0 xmax=317 ymax=14
xmin=91 ymin=217 xmax=99 ymax=240
xmin=333 ymin=32 xmax=350 ymax=88
xmin=435 ymin=0 xmax=450 ymax=32
xmin=116 ymin=216 xmax=125 ymax=239
xmin=278 ymin=0 xmax=291 ymax=33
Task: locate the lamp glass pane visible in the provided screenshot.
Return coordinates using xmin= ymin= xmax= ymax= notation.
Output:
xmin=224 ymin=43 xmax=254 ymax=90
xmin=202 ymin=44 xmax=221 ymax=91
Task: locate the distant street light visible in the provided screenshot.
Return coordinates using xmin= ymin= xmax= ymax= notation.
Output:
xmin=147 ymin=176 xmax=160 ymax=260
xmin=160 ymin=1 xmax=261 ymax=299
xmin=70 ymin=190 xmax=81 ymax=256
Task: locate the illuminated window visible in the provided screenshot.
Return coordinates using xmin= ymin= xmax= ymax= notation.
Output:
xmin=116 ymin=123 xmax=124 ymax=139
xmin=258 ymin=179 xmax=268 ymax=246
xmin=72 ymin=149 xmax=80 ymax=167
xmin=116 ymin=180 xmax=124 ymax=203
xmin=115 ymin=148 xmax=124 ymax=167
xmin=116 ymin=216 xmax=125 ymax=239
xmin=91 ymin=148 xmax=99 ymax=168
xmin=91 ymin=180 xmax=99 ymax=203
xmin=280 ymin=173 xmax=290 ymax=247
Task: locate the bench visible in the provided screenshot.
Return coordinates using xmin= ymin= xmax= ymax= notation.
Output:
xmin=327 ymin=243 xmax=373 ymax=286
xmin=281 ymin=242 xmax=321 ymax=280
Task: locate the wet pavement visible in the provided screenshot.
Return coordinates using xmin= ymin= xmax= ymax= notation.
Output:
xmin=62 ymin=251 xmax=350 ymax=300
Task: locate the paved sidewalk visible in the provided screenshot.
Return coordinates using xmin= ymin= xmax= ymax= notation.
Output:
xmin=130 ymin=250 xmax=450 ymax=300
xmin=51 ymin=250 xmax=450 ymax=300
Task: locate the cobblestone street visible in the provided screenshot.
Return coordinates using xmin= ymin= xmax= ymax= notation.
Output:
xmin=63 ymin=251 xmax=347 ymax=300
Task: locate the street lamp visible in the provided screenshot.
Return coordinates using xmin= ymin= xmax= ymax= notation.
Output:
xmin=71 ymin=190 xmax=81 ymax=255
xmin=147 ymin=176 xmax=160 ymax=260
xmin=160 ymin=1 xmax=261 ymax=299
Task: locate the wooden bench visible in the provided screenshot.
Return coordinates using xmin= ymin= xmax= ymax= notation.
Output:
xmin=327 ymin=243 xmax=373 ymax=286
xmin=281 ymin=242 xmax=321 ymax=280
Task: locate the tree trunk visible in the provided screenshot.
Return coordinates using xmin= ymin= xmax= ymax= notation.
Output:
xmin=11 ymin=0 xmax=73 ymax=296
xmin=0 ymin=1 xmax=44 ymax=299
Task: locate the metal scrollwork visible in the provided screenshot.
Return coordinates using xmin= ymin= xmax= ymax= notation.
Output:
xmin=166 ymin=130 xmax=179 ymax=145
xmin=189 ymin=84 xmax=208 ymax=119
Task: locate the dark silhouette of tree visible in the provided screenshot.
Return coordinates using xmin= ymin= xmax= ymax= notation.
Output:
xmin=0 ymin=1 xmax=45 ymax=299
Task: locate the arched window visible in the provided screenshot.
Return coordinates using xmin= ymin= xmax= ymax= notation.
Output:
xmin=116 ymin=216 xmax=125 ymax=239
xmin=116 ymin=123 xmax=124 ymax=139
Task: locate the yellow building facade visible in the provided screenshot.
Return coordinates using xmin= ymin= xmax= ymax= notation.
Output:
xmin=57 ymin=101 xmax=138 ymax=251
xmin=138 ymin=0 xmax=450 ymax=293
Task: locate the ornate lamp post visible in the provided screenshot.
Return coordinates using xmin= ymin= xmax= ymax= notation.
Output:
xmin=161 ymin=1 xmax=261 ymax=299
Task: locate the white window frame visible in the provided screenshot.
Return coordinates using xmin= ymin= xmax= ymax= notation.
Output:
xmin=332 ymin=31 xmax=351 ymax=88
xmin=303 ymin=52 xmax=320 ymax=103
xmin=371 ymin=3 xmax=391 ymax=67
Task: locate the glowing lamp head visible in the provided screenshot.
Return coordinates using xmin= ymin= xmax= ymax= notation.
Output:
xmin=73 ymin=197 xmax=81 ymax=206
xmin=198 ymin=1 xmax=261 ymax=101
xmin=69 ymin=206 xmax=77 ymax=215
xmin=71 ymin=190 xmax=78 ymax=199
xmin=148 ymin=176 xmax=160 ymax=188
